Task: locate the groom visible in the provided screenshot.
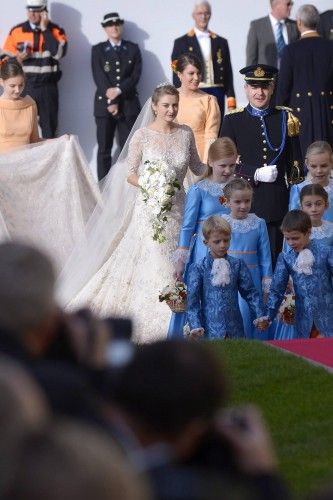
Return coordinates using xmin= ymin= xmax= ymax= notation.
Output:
xmin=92 ymin=12 xmax=142 ymax=180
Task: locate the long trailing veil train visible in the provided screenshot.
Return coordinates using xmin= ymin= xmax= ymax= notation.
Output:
xmin=56 ymin=98 xmax=156 ymax=308
xmin=0 ymin=136 xmax=101 ymax=271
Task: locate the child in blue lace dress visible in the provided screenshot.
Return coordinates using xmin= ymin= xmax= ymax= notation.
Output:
xmin=186 ymin=216 xmax=268 ymax=340
xmin=267 ymin=210 xmax=333 ymax=338
xmin=274 ymin=184 xmax=333 ymax=339
xmin=289 ymin=141 xmax=333 ymax=221
xmin=223 ymin=178 xmax=273 ymax=339
xmin=168 ymin=138 xmax=238 ymax=338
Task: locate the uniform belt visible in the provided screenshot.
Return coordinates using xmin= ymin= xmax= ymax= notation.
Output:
xmin=199 ymin=83 xmax=225 ymax=88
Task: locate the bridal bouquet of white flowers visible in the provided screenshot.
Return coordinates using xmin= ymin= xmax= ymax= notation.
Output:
xmin=139 ymin=159 xmax=181 ymax=243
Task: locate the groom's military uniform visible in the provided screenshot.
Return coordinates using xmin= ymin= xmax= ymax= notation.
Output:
xmin=92 ymin=13 xmax=142 ymax=180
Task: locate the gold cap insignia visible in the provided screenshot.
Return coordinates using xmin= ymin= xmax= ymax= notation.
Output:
xmin=254 ymin=67 xmax=265 ymax=78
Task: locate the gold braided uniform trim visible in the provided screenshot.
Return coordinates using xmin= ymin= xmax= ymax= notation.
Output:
xmin=275 ymin=106 xmax=300 ymax=136
xmin=275 ymin=105 xmax=293 ymax=112
xmin=226 ymin=107 xmax=244 ymax=115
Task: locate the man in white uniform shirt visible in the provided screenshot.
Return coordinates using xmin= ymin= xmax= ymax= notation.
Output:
xmin=171 ymin=1 xmax=236 ymax=117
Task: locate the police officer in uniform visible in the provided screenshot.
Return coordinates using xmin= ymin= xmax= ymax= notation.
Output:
xmin=171 ymin=1 xmax=236 ymax=118
xmin=92 ymin=13 xmax=142 ymax=180
xmin=221 ymin=64 xmax=302 ymax=264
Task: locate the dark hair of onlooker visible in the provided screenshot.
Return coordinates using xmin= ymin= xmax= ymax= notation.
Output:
xmin=112 ymin=340 xmax=227 ymax=437
xmin=176 ymin=53 xmax=203 ymax=74
xmin=0 ymin=58 xmax=25 ymax=80
xmin=280 ymin=209 xmax=312 ymax=234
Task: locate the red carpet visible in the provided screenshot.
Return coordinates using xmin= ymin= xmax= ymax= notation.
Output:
xmin=266 ymin=338 xmax=333 ymax=370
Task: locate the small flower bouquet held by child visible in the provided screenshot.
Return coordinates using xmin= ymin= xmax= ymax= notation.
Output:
xmin=159 ymin=281 xmax=187 ymax=313
xmin=278 ymin=293 xmax=296 ymax=325
xmin=139 ymin=159 xmax=181 ymax=243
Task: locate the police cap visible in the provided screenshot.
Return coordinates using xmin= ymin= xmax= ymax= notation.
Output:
xmin=240 ymin=64 xmax=278 ymax=87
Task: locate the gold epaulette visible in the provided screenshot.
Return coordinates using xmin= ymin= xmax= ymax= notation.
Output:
xmin=226 ymin=107 xmax=244 ymax=115
xmin=275 ymin=106 xmax=300 ymax=137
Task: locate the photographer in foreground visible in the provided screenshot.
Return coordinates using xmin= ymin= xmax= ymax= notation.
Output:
xmin=107 ymin=340 xmax=290 ymax=500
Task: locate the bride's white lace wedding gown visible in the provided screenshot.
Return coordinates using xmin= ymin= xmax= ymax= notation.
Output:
xmin=65 ymin=124 xmax=205 ymax=343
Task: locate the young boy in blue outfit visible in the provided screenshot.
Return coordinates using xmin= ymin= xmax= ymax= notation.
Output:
xmin=186 ymin=216 xmax=268 ymax=339
xmin=267 ymin=210 xmax=333 ymax=338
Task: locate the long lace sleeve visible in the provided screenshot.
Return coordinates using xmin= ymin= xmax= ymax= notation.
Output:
xmin=127 ymin=129 xmax=143 ymax=176
xmin=187 ymin=128 xmax=206 ymax=176
xmin=203 ymin=96 xmax=221 ymax=163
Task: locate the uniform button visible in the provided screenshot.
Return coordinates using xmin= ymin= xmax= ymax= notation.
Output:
xmin=116 ymin=76 xmax=120 ymax=80
xmin=128 ymin=60 xmax=132 ymax=63
xmin=98 ymin=96 xmax=102 ymax=100
xmin=220 ymin=77 xmax=223 ymax=80
xmin=297 ymin=107 xmax=301 ymax=112
xmin=331 ymin=105 xmax=333 ymax=109
xmin=263 ymin=148 xmax=267 ymax=151
xmin=261 ymin=123 xmax=264 ymax=128
xmin=307 ymin=91 xmax=312 ymax=96
xmin=263 ymin=140 xmax=266 ymax=144
xmin=321 ymin=91 xmax=325 ymax=96
xmin=263 ymin=155 xmax=267 ymax=160
xmin=116 ymin=68 xmax=120 ymax=72
xmin=116 ymin=61 xmax=120 ymax=65
xmin=220 ymin=67 xmax=223 ymax=71
xmin=296 ymin=93 xmax=300 ymax=97
xmin=116 ymin=83 xmax=120 ymax=87
xmin=262 ymin=132 xmax=265 ymax=136
xmin=330 ymin=91 xmax=333 ymax=95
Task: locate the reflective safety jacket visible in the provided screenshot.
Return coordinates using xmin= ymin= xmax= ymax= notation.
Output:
xmin=3 ymin=20 xmax=67 ymax=84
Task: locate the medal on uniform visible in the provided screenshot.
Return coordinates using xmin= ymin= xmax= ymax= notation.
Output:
xmin=217 ymin=48 xmax=222 ymax=64
xmin=104 ymin=61 xmax=111 ymax=72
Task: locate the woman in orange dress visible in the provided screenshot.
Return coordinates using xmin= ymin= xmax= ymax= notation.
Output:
xmin=175 ymin=53 xmax=221 ymax=185
xmin=0 ymin=58 xmax=40 ymax=153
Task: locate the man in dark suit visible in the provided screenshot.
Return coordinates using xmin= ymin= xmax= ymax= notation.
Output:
xmin=221 ymin=65 xmax=302 ymax=264
xmin=246 ymin=0 xmax=298 ymax=68
xmin=92 ymin=13 xmax=142 ymax=180
xmin=277 ymin=4 xmax=333 ymax=158
xmin=171 ymin=1 xmax=236 ymax=117
xmin=319 ymin=10 xmax=333 ymax=40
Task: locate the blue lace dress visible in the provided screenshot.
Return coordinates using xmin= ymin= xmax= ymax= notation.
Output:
xmin=223 ymin=214 xmax=273 ymax=340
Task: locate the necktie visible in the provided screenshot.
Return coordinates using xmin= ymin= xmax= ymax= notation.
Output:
xmin=276 ymin=22 xmax=286 ymax=58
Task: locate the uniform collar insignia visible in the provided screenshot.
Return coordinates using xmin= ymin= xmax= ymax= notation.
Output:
xmin=187 ymin=29 xmax=195 ymax=37
xmin=209 ymin=30 xmax=217 ymax=39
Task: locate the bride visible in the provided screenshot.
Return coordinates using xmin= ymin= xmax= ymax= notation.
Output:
xmin=58 ymin=83 xmax=206 ymax=343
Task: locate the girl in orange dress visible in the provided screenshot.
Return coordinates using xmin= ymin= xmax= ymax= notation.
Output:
xmin=175 ymin=53 xmax=220 ymax=185
xmin=0 ymin=58 xmax=40 ymax=153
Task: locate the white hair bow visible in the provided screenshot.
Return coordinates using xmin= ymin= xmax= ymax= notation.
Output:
xmin=211 ymin=258 xmax=231 ymax=287
xmin=293 ymin=249 xmax=314 ymax=275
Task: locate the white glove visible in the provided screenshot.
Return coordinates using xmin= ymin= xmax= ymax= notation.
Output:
xmin=254 ymin=165 xmax=278 ymax=183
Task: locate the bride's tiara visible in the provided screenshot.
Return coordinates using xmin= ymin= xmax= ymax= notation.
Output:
xmin=156 ymin=81 xmax=172 ymax=89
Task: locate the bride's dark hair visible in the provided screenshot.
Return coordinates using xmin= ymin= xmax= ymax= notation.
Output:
xmin=0 ymin=58 xmax=24 ymax=80
xmin=151 ymin=84 xmax=179 ymax=106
